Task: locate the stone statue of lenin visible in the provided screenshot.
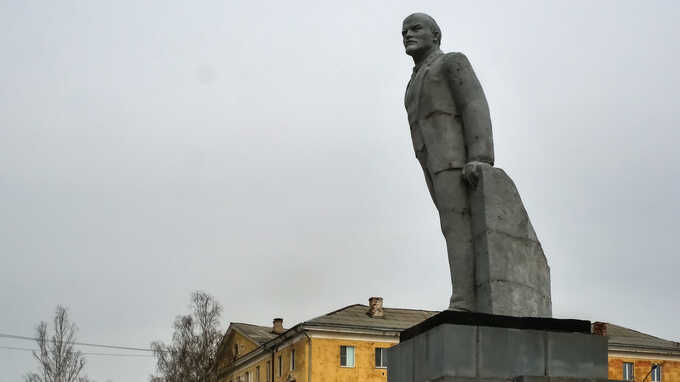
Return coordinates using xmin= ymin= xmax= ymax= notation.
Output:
xmin=402 ymin=13 xmax=494 ymax=311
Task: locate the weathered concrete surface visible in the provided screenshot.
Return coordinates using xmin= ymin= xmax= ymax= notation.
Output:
xmin=402 ymin=13 xmax=494 ymax=312
xmin=413 ymin=324 xmax=477 ymax=381
xmin=477 ymin=327 xmax=545 ymax=378
xmin=388 ymin=323 xmax=607 ymax=382
xmin=513 ymin=377 xmax=621 ymax=382
xmin=468 ymin=166 xmax=552 ymax=317
xmin=546 ymin=332 xmax=609 ymax=379
xmin=431 ymin=378 xmax=617 ymax=382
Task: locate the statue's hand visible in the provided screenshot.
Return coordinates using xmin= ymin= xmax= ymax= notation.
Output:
xmin=463 ymin=161 xmax=491 ymax=188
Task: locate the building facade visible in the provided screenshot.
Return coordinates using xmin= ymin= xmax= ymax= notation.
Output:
xmin=214 ymin=298 xmax=435 ymax=382
xmin=214 ymin=299 xmax=679 ymax=382
xmin=593 ymin=322 xmax=680 ymax=382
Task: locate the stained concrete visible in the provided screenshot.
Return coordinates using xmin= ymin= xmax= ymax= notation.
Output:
xmin=390 ymin=337 xmax=414 ymax=382
xmin=477 ymin=327 xmax=545 ymax=378
xmin=402 ymin=14 xmax=553 ymax=316
xmin=433 ymin=378 xmax=616 ymax=382
xmin=469 ymin=166 xmax=552 ymax=317
xmin=400 ymin=311 xmax=590 ymax=342
xmin=403 ymin=13 xmax=495 ymax=311
xmin=413 ymin=324 xmax=477 ymax=381
xmin=387 ymin=322 xmax=607 ymax=382
xmin=513 ymin=378 xmax=620 ymax=382
xmin=546 ymin=332 xmax=608 ymax=379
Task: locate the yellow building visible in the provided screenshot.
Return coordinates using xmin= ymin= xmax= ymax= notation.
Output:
xmin=214 ymin=297 xmax=435 ymax=382
xmin=593 ymin=322 xmax=680 ymax=382
xmin=214 ymin=299 xmax=679 ymax=382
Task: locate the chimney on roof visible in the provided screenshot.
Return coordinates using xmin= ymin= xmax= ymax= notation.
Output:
xmin=272 ymin=318 xmax=285 ymax=334
xmin=592 ymin=322 xmax=607 ymax=336
xmin=367 ymin=297 xmax=384 ymax=318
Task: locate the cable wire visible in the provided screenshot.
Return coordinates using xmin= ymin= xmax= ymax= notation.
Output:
xmin=0 ymin=345 xmax=155 ymax=357
xmin=0 ymin=333 xmax=157 ymax=352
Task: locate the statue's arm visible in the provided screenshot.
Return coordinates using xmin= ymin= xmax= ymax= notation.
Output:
xmin=445 ymin=52 xmax=494 ymax=165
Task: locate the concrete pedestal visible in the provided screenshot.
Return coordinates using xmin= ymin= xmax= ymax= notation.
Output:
xmin=388 ymin=311 xmax=615 ymax=382
xmin=469 ymin=167 xmax=552 ymax=317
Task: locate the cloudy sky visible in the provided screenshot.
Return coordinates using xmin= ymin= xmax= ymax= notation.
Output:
xmin=2 ymin=0 xmax=679 ymax=380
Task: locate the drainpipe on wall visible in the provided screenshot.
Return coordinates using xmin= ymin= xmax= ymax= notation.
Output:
xmin=303 ymin=331 xmax=312 ymax=382
xmin=271 ymin=348 xmax=275 ymax=382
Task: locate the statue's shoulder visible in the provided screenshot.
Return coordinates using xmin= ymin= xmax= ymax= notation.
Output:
xmin=442 ymin=52 xmax=472 ymax=69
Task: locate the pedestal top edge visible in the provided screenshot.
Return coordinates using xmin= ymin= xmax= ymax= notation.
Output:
xmin=400 ymin=311 xmax=591 ymax=342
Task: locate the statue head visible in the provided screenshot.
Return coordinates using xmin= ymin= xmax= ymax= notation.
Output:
xmin=402 ymin=13 xmax=441 ymax=58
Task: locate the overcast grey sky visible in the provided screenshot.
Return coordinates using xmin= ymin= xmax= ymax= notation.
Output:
xmin=2 ymin=0 xmax=679 ymax=381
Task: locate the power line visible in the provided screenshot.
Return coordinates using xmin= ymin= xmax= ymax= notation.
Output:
xmin=0 ymin=333 xmax=157 ymax=352
xmin=0 ymin=345 xmax=37 ymax=352
xmin=0 ymin=345 xmax=154 ymax=358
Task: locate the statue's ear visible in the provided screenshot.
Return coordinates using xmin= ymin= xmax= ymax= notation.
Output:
xmin=433 ymin=30 xmax=441 ymax=45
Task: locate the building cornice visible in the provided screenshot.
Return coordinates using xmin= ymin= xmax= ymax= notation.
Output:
xmin=216 ymin=322 xmax=405 ymax=378
xmin=608 ymin=348 xmax=680 ymax=362
xmin=609 ymin=342 xmax=680 ymax=355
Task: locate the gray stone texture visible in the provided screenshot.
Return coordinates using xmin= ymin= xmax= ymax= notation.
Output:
xmin=389 ymin=337 xmax=414 ymax=382
xmin=403 ymin=13 xmax=494 ymax=312
xmin=430 ymin=377 xmax=511 ymax=382
xmin=429 ymin=378 xmax=617 ymax=382
xmin=477 ymin=327 xmax=545 ymax=378
xmin=413 ymin=324 xmax=477 ymax=381
xmin=402 ymin=14 xmax=552 ymax=315
xmin=431 ymin=378 xmax=616 ymax=382
xmin=387 ymin=324 xmax=607 ymax=382
xmin=469 ymin=166 xmax=552 ymax=317
xmin=546 ymin=332 xmax=608 ymax=379
xmin=513 ymin=378 xmax=619 ymax=382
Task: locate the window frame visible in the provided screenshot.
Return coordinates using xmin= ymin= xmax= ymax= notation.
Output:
xmin=291 ymin=349 xmax=296 ymax=371
xmin=256 ymin=365 xmax=260 ymax=382
xmin=278 ymin=355 xmax=282 ymax=377
xmin=375 ymin=347 xmax=388 ymax=368
xmin=266 ymin=361 xmax=270 ymax=382
xmin=622 ymin=362 xmax=633 ymax=381
xmin=340 ymin=345 xmax=355 ymax=368
xmin=651 ymin=365 xmax=662 ymax=382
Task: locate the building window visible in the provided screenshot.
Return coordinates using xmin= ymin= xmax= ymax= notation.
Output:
xmin=245 ymin=372 xmax=250 ymax=382
xmin=256 ymin=366 xmax=260 ymax=382
xmin=340 ymin=345 xmax=355 ymax=367
xmin=266 ymin=361 xmax=270 ymax=382
xmin=278 ymin=355 xmax=282 ymax=376
xmin=375 ymin=347 xmax=388 ymax=368
xmin=234 ymin=343 xmax=239 ymax=358
xmin=651 ymin=365 xmax=662 ymax=382
xmin=291 ymin=349 xmax=296 ymax=370
xmin=623 ymin=362 xmax=633 ymax=381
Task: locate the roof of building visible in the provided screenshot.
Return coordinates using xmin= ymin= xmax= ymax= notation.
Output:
xmin=303 ymin=304 xmax=438 ymax=331
xmin=230 ymin=322 xmax=279 ymax=345
xmin=605 ymin=323 xmax=680 ymax=351
xmin=220 ymin=305 xmax=680 ymax=376
xmin=231 ymin=308 xmax=680 ymax=353
xmin=226 ymin=304 xmax=438 ymax=348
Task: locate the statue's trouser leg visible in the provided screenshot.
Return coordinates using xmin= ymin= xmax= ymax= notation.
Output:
xmin=429 ymin=168 xmax=475 ymax=311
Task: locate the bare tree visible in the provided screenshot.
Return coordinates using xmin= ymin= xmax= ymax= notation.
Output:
xmin=150 ymin=291 xmax=223 ymax=382
xmin=25 ymin=305 xmax=91 ymax=382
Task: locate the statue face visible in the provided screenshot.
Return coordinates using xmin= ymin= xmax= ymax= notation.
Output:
xmin=402 ymin=15 xmax=437 ymax=57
